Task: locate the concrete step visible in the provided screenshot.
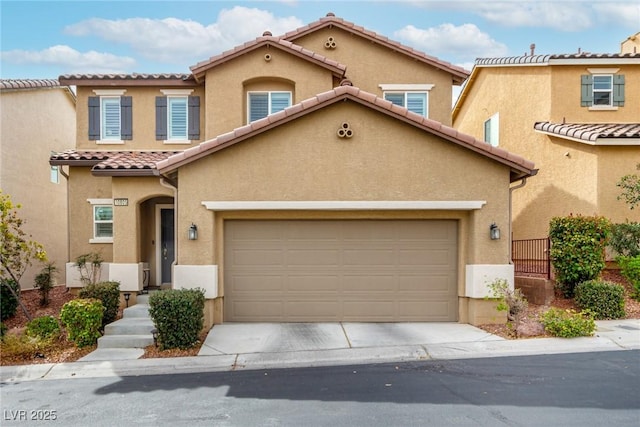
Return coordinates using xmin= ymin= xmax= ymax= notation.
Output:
xmin=123 ymin=304 xmax=150 ymax=319
xmin=104 ymin=318 xmax=155 ymax=336
xmin=78 ymin=348 xmax=144 ymax=362
xmin=136 ymin=293 xmax=150 ymax=304
xmin=97 ymin=334 xmax=154 ymax=349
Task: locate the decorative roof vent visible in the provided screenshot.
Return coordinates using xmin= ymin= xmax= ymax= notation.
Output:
xmin=325 ymin=36 xmax=337 ymax=49
xmin=340 ymin=79 xmax=353 ymax=86
xmin=326 ymin=12 xmax=335 ymax=17
xmin=262 ymin=31 xmax=272 ymax=37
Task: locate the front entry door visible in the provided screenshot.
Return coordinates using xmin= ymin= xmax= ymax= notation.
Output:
xmin=158 ymin=206 xmax=175 ymax=286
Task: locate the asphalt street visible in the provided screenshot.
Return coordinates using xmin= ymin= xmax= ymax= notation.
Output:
xmin=1 ymin=350 xmax=639 ymax=426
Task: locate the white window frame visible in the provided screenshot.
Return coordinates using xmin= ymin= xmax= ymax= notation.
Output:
xmin=484 ymin=113 xmax=499 ymax=147
xmin=586 ymin=68 xmax=620 ymax=111
xmin=161 ymin=89 xmax=193 ymax=143
xmin=87 ymin=198 xmax=113 ymax=243
xmin=247 ymin=91 xmax=292 ymax=123
xmin=592 ymin=74 xmax=613 ymax=107
xmin=50 ymin=166 xmax=59 ymax=184
xmin=93 ymin=89 xmax=126 ymax=144
xmin=380 ymin=84 xmax=433 ymax=118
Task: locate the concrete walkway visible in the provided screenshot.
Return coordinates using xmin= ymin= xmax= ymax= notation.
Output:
xmin=1 ymin=319 xmax=638 ymax=383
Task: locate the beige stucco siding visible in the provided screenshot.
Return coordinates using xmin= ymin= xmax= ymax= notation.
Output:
xmin=203 ymin=46 xmax=337 ymax=138
xmin=175 ymin=100 xmax=512 ymax=277
xmin=0 ymin=87 xmax=74 ymax=288
xmin=598 ymin=147 xmax=640 ymax=224
xmin=75 ymin=86 xmax=205 ymax=151
xmin=292 ymin=27 xmax=456 ymax=125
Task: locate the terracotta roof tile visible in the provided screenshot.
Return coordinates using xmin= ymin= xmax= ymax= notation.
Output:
xmin=535 ymin=122 xmax=640 ymax=144
xmin=1 ymin=79 xmax=62 ymax=90
xmin=157 ymin=85 xmax=536 ymax=181
xmin=58 ymin=73 xmax=197 ymax=87
xmin=280 ymin=13 xmax=470 ymax=84
xmin=50 ymin=150 xmax=178 ymax=176
xmin=190 ymin=36 xmax=347 ymax=79
xmin=476 ymin=52 xmax=640 ymax=66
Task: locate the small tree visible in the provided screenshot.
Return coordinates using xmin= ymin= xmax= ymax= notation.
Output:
xmin=75 ymin=252 xmax=103 ymax=285
xmin=0 ymin=191 xmax=47 ymax=321
xmin=617 ymin=164 xmax=640 ymax=210
xmin=486 ymin=278 xmax=528 ymax=338
xmin=34 ymin=262 xmax=58 ymax=306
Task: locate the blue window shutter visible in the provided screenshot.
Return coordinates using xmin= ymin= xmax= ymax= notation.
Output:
xmin=88 ymin=96 xmax=101 ymax=140
xmin=581 ymin=75 xmax=593 ymax=107
xmin=120 ymin=96 xmax=132 ymax=140
xmin=156 ymin=96 xmax=167 ymax=140
xmin=613 ymin=74 xmax=625 ymax=106
xmin=188 ymin=96 xmax=200 ymax=140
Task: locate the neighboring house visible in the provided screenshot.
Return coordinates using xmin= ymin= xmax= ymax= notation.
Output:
xmin=1 ymin=79 xmax=75 ymax=288
xmin=453 ymin=36 xmax=640 ymax=242
xmin=51 ymin=13 xmax=536 ymax=327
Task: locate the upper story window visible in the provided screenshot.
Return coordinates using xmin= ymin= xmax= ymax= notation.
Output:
xmin=484 ymin=113 xmax=499 ymax=147
xmin=581 ymin=69 xmax=625 ymax=109
xmin=156 ymin=90 xmax=200 ymax=143
xmin=248 ymin=91 xmax=291 ymax=123
xmin=380 ymin=84 xmax=434 ymax=118
xmin=88 ymin=90 xmax=132 ymax=143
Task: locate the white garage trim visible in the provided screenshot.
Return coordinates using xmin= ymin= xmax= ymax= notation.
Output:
xmin=203 ymin=200 xmax=486 ymax=211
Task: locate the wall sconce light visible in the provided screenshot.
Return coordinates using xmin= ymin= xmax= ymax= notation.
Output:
xmin=123 ymin=292 xmax=131 ymax=308
xmin=490 ymin=222 xmax=501 ymax=240
xmin=188 ymin=223 xmax=198 ymax=240
xmin=151 ymin=328 xmax=159 ymax=347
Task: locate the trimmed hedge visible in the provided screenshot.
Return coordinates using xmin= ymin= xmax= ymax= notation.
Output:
xmin=549 ymin=215 xmax=610 ymax=297
xmin=618 ymin=255 xmax=640 ymax=300
xmin=1 ymin=279 xmax=20 ymax=321
xmin=575 ymin=280 xmax=625 ymax=320
xmin=79 ymin=281 xmax=120 ymax=328
xmin=60 ymin=298 xmax=104 ymax=348
xmin=149 ymin=288 xmax=205 ymax=350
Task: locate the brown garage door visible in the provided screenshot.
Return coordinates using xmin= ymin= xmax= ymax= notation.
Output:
xmin=224 ymin=220 xmax=458 ymax=322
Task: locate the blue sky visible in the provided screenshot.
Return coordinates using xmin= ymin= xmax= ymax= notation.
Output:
xmin=1 ymin=0 xmax=639 ymax=79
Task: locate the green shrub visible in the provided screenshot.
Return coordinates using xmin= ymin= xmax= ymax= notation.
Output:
xmin=610 ymin=222 xmax=640 ymax=257
xmin=60 ymin=298 xmax=104 ymax=348
xmin=486 ymin=278 xmax=528 ymax=337
xmin=149 ymin=288 xmax=205 ymax=350
xmin=0 ymin=333 xmax=51 ymax=359
xmin=26 ymin=315 xmax=61 ymax=340
xmin=1 ymin=279 xmax=20 ymax=321
xmin=574 ymin=280 xmax=625 ymax=320
xmin=549 ymin=215 xmax=611 ymax=297
xmin=34 ymin=262 xmax=58 ymax=307
xmin=0 ymin=322 xmax=6 ymax=338
xmin=79 ymin=281 xmax=120 ymax=328
xmin=540 ymin=308 xmax=596 ymax=338
xmin=618 ymin=255 xmax=640 ymax=300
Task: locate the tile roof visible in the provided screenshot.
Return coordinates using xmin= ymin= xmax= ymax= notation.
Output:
xmin=1 ymin=79 xmax=63 ymax=90
xmin=58 ymin=73 xmax=196 ymax=87
xmin=534 ymin=122 xmax=640 ymax=145
xmin=50 ymin=150 xmax=178 ymax=176
xmin=280 ymin=13 xmax=470 ymax=84
xmin=190 ymin=35 xmax=347 ymax=80
xmin=156 ymin=82 xmax=536 ymax=182
xmin=475 ymin=52 xmax=640 ymax=66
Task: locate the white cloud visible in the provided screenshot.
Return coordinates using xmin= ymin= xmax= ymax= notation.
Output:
xmin=593 ymin=2 xmax=640 ymax=29
xmin=63 ymin=6 xmax=304 ymax=65
xmin=394 ymin=23 xmax=508 ymax=62
xmin=0 ymin=45 xmax=136 ymax=74
xmin=471 ymin=3 xmax=593 ymax=31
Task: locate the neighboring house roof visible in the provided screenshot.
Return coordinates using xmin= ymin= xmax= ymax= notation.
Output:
xmin=190 ymin=34 xmax=347 ymax=81
xmin=1 ymin=79 xmax=62 ymax=90
xmin=156 ymin=82 xmax=536 ymax=182
xmin=280 ymin=13 xmax=470 ymax=85
xmin=58 ymin=73 xmax=197 ymax=87
xmin=475 ymin=52 xmax=640 ymax=66
xmin=50 ymin=150 xmax=178 ymax=176
xmin=534 ymin=122 xmax=640 ymax=145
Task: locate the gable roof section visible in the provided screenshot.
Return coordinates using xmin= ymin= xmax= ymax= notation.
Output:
xmin=534 ymin=122 xmax=640 ymax=145
xmin=280 ymin=13 xmax=470 ymax=85
xmin=156 ymin=83 xmax=536 ymax=182
xmin=50 ymin=150 xmax=178 ymax=176
xmin=191 ymin=35 xmax=347 ymax=82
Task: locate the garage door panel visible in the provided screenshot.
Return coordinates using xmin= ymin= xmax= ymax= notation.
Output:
xmin=224 ymin=220 xmax=458 ymax=322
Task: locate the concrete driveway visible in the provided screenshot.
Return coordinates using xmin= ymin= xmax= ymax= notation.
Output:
xmin=198 ymin=322 xmax=504 ymax=356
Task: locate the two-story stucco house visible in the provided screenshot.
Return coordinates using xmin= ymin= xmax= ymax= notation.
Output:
xmin=52 ymin=13 xmax=536 ymax=328
xmin=453 ymin=35 xmax=640 ymax=242
xmin=1 ymin=79 xmax=75 ymax=288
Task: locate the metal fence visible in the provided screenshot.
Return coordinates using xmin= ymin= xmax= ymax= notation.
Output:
xmin=512 ymin=237 xmax=551 ymax=279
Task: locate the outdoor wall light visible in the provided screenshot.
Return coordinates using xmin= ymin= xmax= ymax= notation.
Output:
xmin=151 ymin=328 xmax=159 ymax=347
xmin=123 ymin=292 xmax=131 ymax=308
xmin=188 ymin=223 xmax=198 ymax=240
xmin=490 ymin=223 xmax=501 ymax=240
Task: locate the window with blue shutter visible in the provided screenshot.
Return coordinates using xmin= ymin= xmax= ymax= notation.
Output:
xmin=613 ymin=75 xmax=625 ymax=106
xmin=188 ymin=96 xmax=200 ymax=140
xmin=248 ymin=92 xmax=291 ymax=122
xmin=168 ymin=97 xmax=188 ymax=139
xmin=156 ymin=97 xmax=168 ymax=140
xmin=581 ymin=74 xmax=624 ymax=107
xmin=88 ymin=95 xmax=132 ymax=141
xmin=101 ymin=97 xmax=121 ymax=140
xmin=88 ymin=97 xmax=101 ymax=140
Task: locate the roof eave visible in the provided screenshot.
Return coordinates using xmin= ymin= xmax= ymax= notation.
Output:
xmin=91 ymin=168 xmax=158 ymax=177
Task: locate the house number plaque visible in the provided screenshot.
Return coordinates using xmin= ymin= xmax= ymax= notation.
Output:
xmin=114 ymin=198 xmax=129 ymax=206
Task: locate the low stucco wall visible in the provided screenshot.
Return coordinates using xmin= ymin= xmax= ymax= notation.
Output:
xmin=515 ymin=276 xmax=555 ymax=306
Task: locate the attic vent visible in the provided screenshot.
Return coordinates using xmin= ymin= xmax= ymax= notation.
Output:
xmin=337 ymin=122 xmax=354 ymax=139
xmin=325 ymin=36 xmax=337 ymax=49
xmin=264 ymin=53 xmax=272 ymax=62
